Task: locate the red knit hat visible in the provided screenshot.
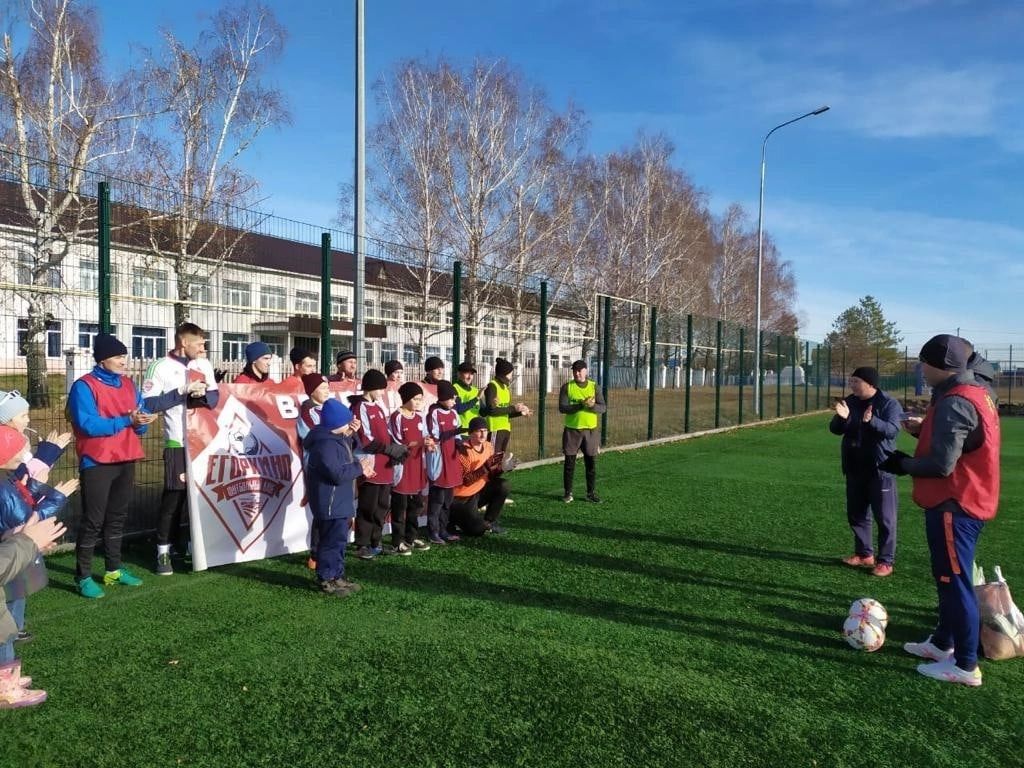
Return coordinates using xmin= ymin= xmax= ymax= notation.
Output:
xmin=0 ymin=425 xmax=28 ymax=467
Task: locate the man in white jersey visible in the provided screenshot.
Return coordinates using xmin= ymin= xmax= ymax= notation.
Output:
xmin=142 ymin=323 xmax=219 ymax=575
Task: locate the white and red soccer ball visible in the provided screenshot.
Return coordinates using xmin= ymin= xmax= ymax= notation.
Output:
xmin=843 ymin=598 xmax=887 ymax=652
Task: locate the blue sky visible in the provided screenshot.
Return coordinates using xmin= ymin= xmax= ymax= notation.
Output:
xmin=94 ymin=0 xmax=1024 ymax=357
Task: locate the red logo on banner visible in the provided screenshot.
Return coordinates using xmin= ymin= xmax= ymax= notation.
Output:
xmin=192 ymin=396 xmax=301 ymax=553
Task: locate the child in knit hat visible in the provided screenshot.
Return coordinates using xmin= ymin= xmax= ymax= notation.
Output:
xmin=425 ymin=381 xmax=464 ymax=544
xmin=386 ymin=382 xmax=434 ymax=554
xmin=0 ymin=390 xmax=71 ymax=483
xmin=0 ymin=425 xmax=78 ymax=706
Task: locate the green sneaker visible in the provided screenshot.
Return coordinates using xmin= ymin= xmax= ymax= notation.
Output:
xmin=77 ymin=577 xmax=105 ymax=599
xmin=104 ymin=567 xmax=143 ymax=587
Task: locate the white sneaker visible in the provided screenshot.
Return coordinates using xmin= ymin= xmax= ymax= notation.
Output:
xmin=504 ymin=498 xmax=515 ymax=505
xmin=916 ymin=657 xmax=982 ymax=687
xmin=395 ymin=542 xmax=413 ymax=557
xmin=903 ymin=635 xmax=954 ymax=662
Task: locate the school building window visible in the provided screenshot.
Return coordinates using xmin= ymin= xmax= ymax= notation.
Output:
xmin=132 ymin=326 xmax=167 ymax=359
xmin=259 ymin=285 xmax=285 ymax=312
xmin=295 ymin=290 xmax=318 ymax=315
xmin=402 ymin=345 xmax=420 ymax=365
xmin=131 ymin=267 xmax=168 ymax=299
xmin=380 ymin=301 xmax=400 ymax=321
xmin=331 ymin=296 xmax=350 ymax=320
xmin=17 ymin=319 xmax=62 ymax=358
xmin=222 ymin=333 xmax=249 ymax=361
xmin=224 ymin=280 xmax=252 ymax=308
xmin=18 ymin=254 xmax=61 ymax=288
xmin=188 ymin=282 xmax=211 ymax=304
xmin=381 ymin=342 xmax=398 ymax=362
xmin=78 ymin=322 xmax=117 ymax=350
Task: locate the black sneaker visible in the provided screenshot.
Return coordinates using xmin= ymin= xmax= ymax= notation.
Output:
xmin=14 ymin=630 xmax=33 ymax=644
xmin=487 ymin=523 xmax=508 ymax=535
xmin=156 ymin=551 xmax=174 ymax=576
xmin=586 ymin=492 xmax=602 ymax=503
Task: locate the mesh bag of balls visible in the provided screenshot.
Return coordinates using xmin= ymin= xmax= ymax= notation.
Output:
xmin=843 ymin=598 xmax=888 ymax=652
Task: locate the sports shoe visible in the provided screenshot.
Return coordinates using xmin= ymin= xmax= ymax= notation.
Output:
xmin=77 ymin=577 xmax=105 ymax=599
xmin=395 ymin=542 xmax=413 ymax=557
xmin=504 ymin=498 xmax=515 ymax=505
xmin=842 ymin=554 xmax=876 ymax=568
xmin=872 ymin=563 xmax=894 ymax=577
xmin=442 ymin=532 xmax=461 ymax=543
xmin=487 ymin=523 xmax=507 ymax=535
xmin=916 ymin=657 xmax=982 ymax=687
xmin=378 ymin=545 xmax=397 ymax=556
xmin=903 ymin=635 xmax=954 ymax=662
xmin=156 ymin=552 xmax=173 ymax=576
xmin=356 ymin=547 xmax=376 ymax=561
xmin=586 ymin=492 xmax=601 ymax=503
xmin=14 ymin=630 xmax=33 ymax=644
xmin=411 ymin=539 xmax=431 ymax=551
xmin=104 ymin=567 xmax=143 ymax=587
xmin=0 ymin=661 xmax=46 ymax=709
xmin=563 ymin=493 xmax=574 ymax=503
xmin=428 ymin=535 xmax=447 ymax=546
xmin=332 ymin=578 xmax=362 ymax=596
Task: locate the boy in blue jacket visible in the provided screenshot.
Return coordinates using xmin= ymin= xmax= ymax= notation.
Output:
xmin=302 ymin=399 xmax=364 ymax=597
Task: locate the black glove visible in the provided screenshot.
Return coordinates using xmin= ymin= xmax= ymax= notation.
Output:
xmin=382 ymin=443 xmax=409 ymax=463
xmin=879 ymin=450 xmax=910 ymax=476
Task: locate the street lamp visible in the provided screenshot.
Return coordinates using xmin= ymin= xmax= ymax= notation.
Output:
xmin=754 ymin=105 xmax=829 ymax=416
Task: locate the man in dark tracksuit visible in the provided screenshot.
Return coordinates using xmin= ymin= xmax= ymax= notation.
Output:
xmin=882 ymin=335 xmax=1000 ymax=687
xmin=829 ymin=366 xmax=903 ymax=577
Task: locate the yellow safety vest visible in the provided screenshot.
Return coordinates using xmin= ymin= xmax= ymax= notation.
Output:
xmin=486 ymin=379 xmax=511 ymax=432
xmin=455 ymin=380 xmax=480 ymax=429
xmin=564 ymin=380 xmax=598 ymax=430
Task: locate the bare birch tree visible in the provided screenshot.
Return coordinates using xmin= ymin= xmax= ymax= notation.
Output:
xmin=0 ymin=0 xmax=148 ymax=405
xmin=135 ymin=1 xmax=288 ymax=326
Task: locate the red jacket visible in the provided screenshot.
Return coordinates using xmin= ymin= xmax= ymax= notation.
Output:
xmin=912 ymin=384 xmax=1000 ymax=520
xmin=73 ymin=373 xmax=146 ymax=464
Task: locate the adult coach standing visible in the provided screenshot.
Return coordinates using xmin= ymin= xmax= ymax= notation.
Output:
xmin=143 ymin=323 xmax=220 ymax=575
xmin=828 ymin=366 xmax=903 ymax=577
xmin=882 ymin=334 xmax=1001 ymax=687
xmin=69 ymin=334 xmax=201 ymax=598
xmin=559 ymin=360 xmax=606 ymax=503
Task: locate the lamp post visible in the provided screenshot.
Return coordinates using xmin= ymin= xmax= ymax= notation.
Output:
xmin=754 ymin=105 xmax=829 ymax=416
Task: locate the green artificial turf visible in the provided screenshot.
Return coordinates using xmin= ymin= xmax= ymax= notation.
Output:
xmin=6 ymin=415 xmax=1024 ymax=767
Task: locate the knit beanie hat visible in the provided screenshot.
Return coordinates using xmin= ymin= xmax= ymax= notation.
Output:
xmin=302 ymin=373 xmax=328 ymax=397
xmin=467 ymin=416 xmax=489 ymax=432
xmin=289 ymin=347 xmax=312 ymax=366
xmin=424 ymin=356 xmax=444 ymax=373
xmin=457 ymin=362 xmax=477 ymax=374
xmin=320 ymin=399 xmax=354 ymax=431
xmin=93 ymin=333 xmax=128 ymax=363
xmin=919 ymin=334 xmax=970 ymax=371
xmin=0 ymin=425 xmax=28 ymax=467
xmin=361 ymin=369 xmax=387 ymax=391
xmin=398 ymin=382 xmax=423 ymax=404
xmin=850 ymin=366 xmax=879 ymax=388
xmin=245 ymin=341 xmax=272 ymax=364
xmin=436 ymin=380 xmax=458 ymax=402
xmin=384 ymin=360 xmax=404 ymax=376
xmin=335 ymin=350 xmax=357 ymax=364
xmin=0 ymin=390 xmax=30 ymax=425
xmin=495 ymin=358 xmax=514 ymax=377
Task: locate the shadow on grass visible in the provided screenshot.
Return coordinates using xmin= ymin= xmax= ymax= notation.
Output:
xmin=351 ymin=560 xmax=872 ymax=667
xmin=510 ymin=516 xmax=836 ymax=566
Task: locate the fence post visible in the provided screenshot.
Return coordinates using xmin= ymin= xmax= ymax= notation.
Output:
xmin=903 ymin=346 xmax=909 ymax=405
xmin=791 ymin=336 xmax=797 ymax=415
xmin=647 ymin=307 xmax=657 ymax=440
xmin=320 ymin=233 xmax=332 ymax=374
xmin=684 ymin=314 xmax=693 ymax=433
xmin=827 ymin=345 xmax=833 ymax=402
xmin=1009 ymin=344 xmax=1014 ymax=406
xmin=803 ymin=340 xmax=810 ymax=413
xmin=98 ymin=181 xmax=112 ymax=335
xmin=776 ymin=334 xmax=782 ymax=418
xmin=757 ymin=330 xmax=765 ymax=419
xmin=738 ymin=327 xmax=745 ymax=425
xmin=714 ymin=320 xmax=722 ymax=428
xmin=634 ymin=306 xmax=643 ymax=390
xmin=538 ymin=281 xmax=548 ymax=459
xmin=452 ymin=261 xmax=462 ymax=369
xmin=601 ymin=296 xmax=611 ymax=447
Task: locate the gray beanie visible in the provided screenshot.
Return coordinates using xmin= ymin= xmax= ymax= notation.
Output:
xmin=0 ymin=390 xmax=30 ymax=425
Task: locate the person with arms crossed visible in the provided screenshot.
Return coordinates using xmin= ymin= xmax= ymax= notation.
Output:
xmin=559 ymin=360 xmax=606 ymax=503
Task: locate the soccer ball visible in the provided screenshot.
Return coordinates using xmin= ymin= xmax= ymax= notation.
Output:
xmin=843 ymin=614 xmax=885 ymax=652
xmin=849 ymin=598 xmax=888 ymax=629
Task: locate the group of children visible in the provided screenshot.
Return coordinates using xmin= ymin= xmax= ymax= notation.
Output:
xmin=297 ymin=362 xmax=513 ymax=598
xmin=0 ymin=389 xmax=76 ymax=708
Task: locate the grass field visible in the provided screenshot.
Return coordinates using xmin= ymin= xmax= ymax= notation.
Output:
xmin=6 ymin=414 xmax=1024 ymax=768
